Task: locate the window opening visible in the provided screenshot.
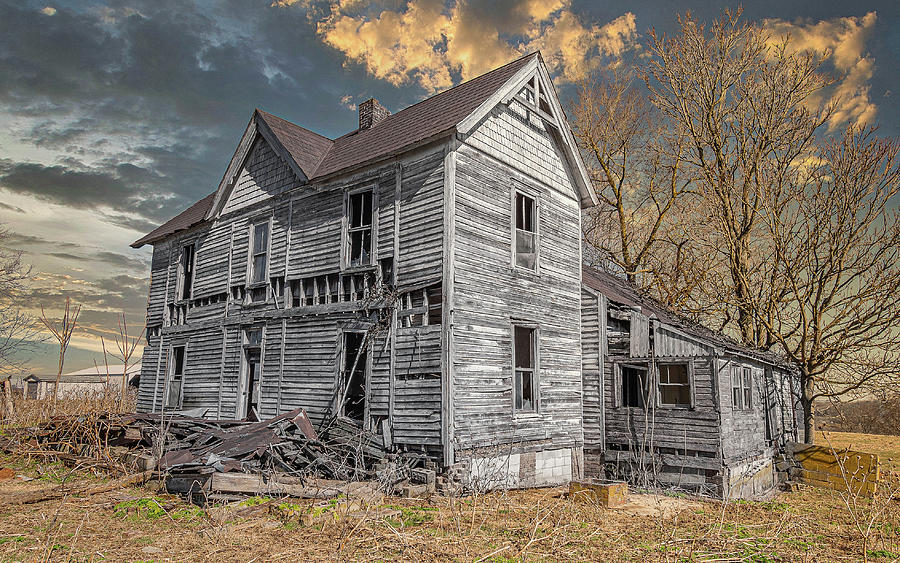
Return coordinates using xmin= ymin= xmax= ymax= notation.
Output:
xmin=515 ymin=192 xmax=536 ymax=270
xmin=347 ymin=190 xmax=373 ymax=267
xmin=165 ymin=346 xmax=185 ymax=409
xmin=514 ymin=326 xmax=537 ymax=412
xmin=179 ymin=244 xmax=195 ymax=300
xmin=341 ymin=332 xmax=367 ymax=421
xmin=621 ymin=364 xmax=648 ymax=408
xmin=250 ymin=222 xmax=269 ymax=284
xmin=659 ymin=363 xmax=691 ymax=407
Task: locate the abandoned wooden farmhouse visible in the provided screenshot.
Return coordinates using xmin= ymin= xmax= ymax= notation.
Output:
xmin=132 ymin=52 xmax=804 ymax=498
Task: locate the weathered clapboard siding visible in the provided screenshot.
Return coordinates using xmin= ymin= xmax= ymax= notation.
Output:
xmin=369 ymin=331 xmax=391 ymax=418
xmin=377 ymin=167 xmax=397 ymax=260
xmin=395 ymin=326 xmax=441 ymax=376
xmin=193 ymin=221 xmax=231 ymax=297
xmin=146 ymin=243 xmax=170 ymax=326
xmin=465 ymin=98 xmax=575 ymax=199
xmin=293 ymin=187 xmax=342 ymax=275
xmin=397 ymin=149 xmax=444 ymax=288
xmin=393 ymin=377 xmax=442 ymax=449
xmin=451 ymin=106 xmax=583 ymax=455
xmin=259 ymin=320 xmax=284 ymax=418
xmin=581 ymin=289 xmax=603 ymax=454
xmin=219 ymin=325 xmax=242 ymax=418
xmin=136 ymin=335 xmax=162 ymax=412
xmin=654 ymin=325 xmax=709 ymax=357
xmin=229 ymin=217 xmax=249 ymax=285
xmin=279 ymin=316 xmax=342 ymax=425
xmin=222 ymin=138 xmax=300 ymax=216
xmin=181 ymin=329 xmax=224 ymax=412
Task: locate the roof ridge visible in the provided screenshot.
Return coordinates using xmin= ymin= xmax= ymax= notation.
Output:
xmin=256 ymin=109 xmax=334 ymax=143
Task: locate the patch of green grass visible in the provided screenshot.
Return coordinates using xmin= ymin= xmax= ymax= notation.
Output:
xmin=0 ymin=535 xmax=27 ymax=545
xmin=383 ymin=505 xmax=435 ymax=528
xmin=237 ymin=495 xmax=272 ymax=507
xmin=114 ymin=498 xmax=204 ymax=522
xmin=868 ymin=549 xmax=900 ymax=560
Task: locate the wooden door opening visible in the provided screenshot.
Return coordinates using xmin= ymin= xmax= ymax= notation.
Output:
xmin=241 ymin=327 xmax=263 ymax=421
xmin=341 ymin=332 xmax=368 ymax=422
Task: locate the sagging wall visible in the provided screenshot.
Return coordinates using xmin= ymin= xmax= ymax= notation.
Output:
xmin=136 ymin=137 xmax=448 ymax=459
xmin=449 ymin=97 xmax=584 ymax=486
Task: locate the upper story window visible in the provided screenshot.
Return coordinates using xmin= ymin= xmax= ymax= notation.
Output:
xmin=659 ymin=363 xmax=691 ymax=407
xmin=732 ymin=365 xmax=753 ymax=410
xmin=514 ymin=191 xmax=537 ymax=270
xmin=513 ymin=325 xmax=538 ymax=412
xmin=250 ymin=221 xmax=269 ymax=284
xmin=347 ymin=189 xmax=373 ymax=267
xmin=178 ymin=243 xmax=195 ymax=300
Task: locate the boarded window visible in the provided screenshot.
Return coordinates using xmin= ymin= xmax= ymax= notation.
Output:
xmin=179 ymin=243 xmax=195 ymax=300
xmin=165 ymin=346 xmax=185 ymax=409
xmin=514 ymin=192 xmax=536 ymax=270
xmin=347 ymin=190 xmax=373 ymax=267
xmin=659 ymin=363 xmax=691 ymax=407
xmin=621 ymin=364 xmax=648 ymax=408
xmin=513 ymin=325 xmax=537 ymax=412
xmin=250 ymin=222 xmax=269 ymax=284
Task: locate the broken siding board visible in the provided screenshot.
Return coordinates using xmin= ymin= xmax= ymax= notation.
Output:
xmin=451 ymin=141 xmax=583 ymax=453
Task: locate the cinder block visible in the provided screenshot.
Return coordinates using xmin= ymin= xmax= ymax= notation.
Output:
xmin=569 ymin=480 xmax=628 ymax=508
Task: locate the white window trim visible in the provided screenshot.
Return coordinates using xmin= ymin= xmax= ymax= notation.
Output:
xmin=246 ymin=216 xmax=273 ymax=296
xmin=511 ymin=321 xmax=540 ymax=416
xmin=341 ymin=184 xmax=378 ymax=270
xmin=510 ymin=183 xmax=540 ymax=273
xmin=656 ymin=359 xmax=695 ymax=409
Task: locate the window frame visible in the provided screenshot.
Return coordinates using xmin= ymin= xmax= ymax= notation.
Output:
xmin=731 ymin=363 xmax=754 ymax=411
xmin=248 ymin=218 xmax=271 ymax=288
xmin=177 ymin=243 xmax=196 ymax=301
xmin=343 ymin=185 xmax=377 ymax=270
xmin=512 ymin=322 xmax=540 ymax=414
xmin=657 ymin=360 xmax=694 ymax=409
xmin=511 ymin=185 xmax=539 ymax=272
xmin=238 ymin=324 xmax=265 ymax=420
xmin=616 ymin=361 xmax=650 ymax=409
xmin=164 ymin=344 xmax=186 ymax=410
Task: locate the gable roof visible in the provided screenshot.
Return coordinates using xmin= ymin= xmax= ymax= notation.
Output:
xmin=131 ymin=191 xmax=216 ymax=248
xmin=133 ymin=52 xmax=592 ymax=248
xmin=582 ymin=265 xmax=788 ymax=367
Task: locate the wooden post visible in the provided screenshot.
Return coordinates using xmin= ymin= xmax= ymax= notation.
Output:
xmin=1 ymin=376 xmax=13 ymax=420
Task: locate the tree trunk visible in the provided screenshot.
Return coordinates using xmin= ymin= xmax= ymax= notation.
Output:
xmin=802 ymin=373 xmax=815 ymax=444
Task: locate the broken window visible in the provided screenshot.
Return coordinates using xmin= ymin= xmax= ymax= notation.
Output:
xmin=250 ymin=221 xmax=269 ymax=284
xmin=179 ymin=243 xmax=195 ymax=300
xmin=165 ymin=345 xmax=185 ymax=409
xmin=659 ymin=363 xmax=691 ymax=407
xmin=341 ymin=332 xmax=367 ymax=421
xmin=513 ymin=325 xmax=537 ymax=412
xmin=514 ymin=191 xmax=537 ymax=270
xmin=347 ymin=190 xmax=373 ymax=267
xmin=620 ymin=364 xmax=648 ymax=409
xmin=743 ymin=367 xmax=753 ymax=409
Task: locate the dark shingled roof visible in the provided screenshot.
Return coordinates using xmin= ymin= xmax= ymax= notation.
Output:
xmin=132 ymin=53 xmax=537 ymax=248
xmin=582 ymin=265 xmax=787 ymax=366
xmin=257 ymin=110 xmax=333 ymax=178
xmin=131 ymin=191 xmax=216 ymax=248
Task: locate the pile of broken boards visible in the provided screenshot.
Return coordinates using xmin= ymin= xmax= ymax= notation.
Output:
xmin=24 ymin=408 xmax=430 ymax=503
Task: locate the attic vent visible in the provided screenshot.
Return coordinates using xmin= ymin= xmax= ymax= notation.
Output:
xmin=358 ymin=98 xmax=390 ymax=130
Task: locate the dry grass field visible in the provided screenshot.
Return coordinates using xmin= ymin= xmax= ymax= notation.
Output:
xmin=0 ymin=431 xmax=897 ymax=562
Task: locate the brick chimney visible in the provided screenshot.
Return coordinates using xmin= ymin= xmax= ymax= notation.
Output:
xmin=358 ymin=98 xmax=390 ymax=130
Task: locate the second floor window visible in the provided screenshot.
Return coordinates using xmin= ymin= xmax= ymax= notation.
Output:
xmin=515 ymin=191 xmax=537 ymax=270
xmin=347 ymin=189 xmax=373 ymax=267
xmin=250 ymin=221 xmax=269 ymax=284
xmin=178 ymin=243 xmax=195 ymax=300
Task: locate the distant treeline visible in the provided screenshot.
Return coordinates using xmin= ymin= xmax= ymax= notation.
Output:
xmin=816 ymin=396 xmax=900 ymax=436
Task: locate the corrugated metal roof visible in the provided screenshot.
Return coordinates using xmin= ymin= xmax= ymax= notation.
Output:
xmin=582 ymin=265 xmax=787 ymax=366
xmin=132 ymin=53 xmax=537 ymax=248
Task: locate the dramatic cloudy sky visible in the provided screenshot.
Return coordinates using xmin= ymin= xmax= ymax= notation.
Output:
xmin=1 ymin=0 xmax=896 ymax=373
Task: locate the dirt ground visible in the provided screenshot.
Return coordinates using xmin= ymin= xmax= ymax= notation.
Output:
xmin=0 ymin=433 xmax=898 ymax=562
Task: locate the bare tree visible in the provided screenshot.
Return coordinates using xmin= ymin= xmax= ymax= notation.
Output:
xmin=0 ymin=226 xmax=40 ymax=380
xmin=645 ymin=9 xmax=835 ymax=347
xmin=754 ymin=125 xmax=900 ymax=441
xmin=39 ymin=297 xmax=81 ymax=405
xmin=111 ymin=313 xmax=144 ymax=406
xmin=572 ymin=68 xmax=701 ymax=298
